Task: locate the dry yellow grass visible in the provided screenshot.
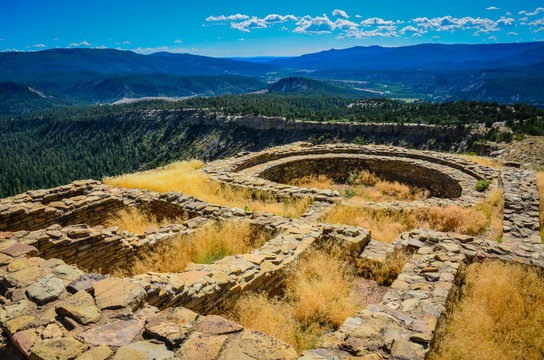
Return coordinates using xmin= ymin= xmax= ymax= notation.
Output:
xmin=231 ymin=249 xmax=358 ymax=353
xmin=103 ymin=207 xmax=186 ymax=234
xmin=104 ymin=160 xmax=312 ymax=218
xmin=355 ymin=250 xmax=409 ymax=286
xmin=323 ymin=190 xmax=503 ymax=243
xmin=459 ymin=154 xmax=502 ymax=169
xmin=474 ymin=188 xmax=504 ymax=242
xmin=429 ymin=261 xmax=544 ymax=360
xmin=290 ymin=170 xmax=429 ymax=202
xmin=113 ymin=220 xmax=269 ymax=276
xmin=537 ymin=172 xmax=544 ymax=239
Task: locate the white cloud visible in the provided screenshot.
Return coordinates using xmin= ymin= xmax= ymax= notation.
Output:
xmin=132 ymin=46 xmax=191 ymax=54
xmin=412 ymin=15 xmax=514 ymax=34
xmin=294 ymin=15 xmax=335 ymax=34
xmin=68 ymin=41 xmax=93 ymax=47
xmin=529 ymin=18 xmax=544 ymax=33
xmin=360 ymin=17 xmax=395 ymax=26
xmin=203 ymin=10 xmax=532 ymax=39
xmin=206 ymin=14 xmax=249 ymax=21
xmin=174 ymin=39 xmax=183 ymax=43
xmin=507 ymin=31 xmax=518 ymax=35
xmin=32 ymin=44 xmax=46 ymax=48
xmin=489 ymin=36 xmax=497 ymax=40
xmin=294 ymin=14 xmax=358 ymax=34
xmin=52 ymin=38 xmax=58 ymax=41
xmin=345 ymin=26 xmax=398 ymax=39
xmin=230 ymin=14 xmax=298 ymax=32
xmin=332 ymin=9 xmax=349 ymax=18
xmin=399 ymin=25 xmax=418 ymax=34
xmin=506 ymin=12 xmax=511 ymax=16
xmin=263 ymin=14 xmax=298 ymax=23
xmin=122 ymin=41 xmax=131 ymax=45
xmin=519 ymin=8 xmax=544 ymax=16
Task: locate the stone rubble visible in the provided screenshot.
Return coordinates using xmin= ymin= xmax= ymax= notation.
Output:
xmin=0 ymin=143 xmax=540 ymax=359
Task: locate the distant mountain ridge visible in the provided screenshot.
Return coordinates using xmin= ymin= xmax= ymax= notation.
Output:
xmin=267 ymin=42 xmax=544 ymax=71
xmin=0 ymin=48 xmax=274 ymax=79
xmin=1 ymin=42 xmax=544 ymax=113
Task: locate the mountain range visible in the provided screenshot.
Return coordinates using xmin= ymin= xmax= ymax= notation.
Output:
xmin=1 ymin=42 xmax=544 ymax=114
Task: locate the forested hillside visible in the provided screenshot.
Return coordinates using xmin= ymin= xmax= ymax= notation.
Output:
xmin=182 ymin=95 xmax=544 ymax=134
xmin=1 ymin=95 xmax=543 ymax=197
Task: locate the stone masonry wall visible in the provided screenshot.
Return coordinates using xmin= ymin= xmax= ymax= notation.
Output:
xmin=0 ymin=143 xmax=542 ymax=360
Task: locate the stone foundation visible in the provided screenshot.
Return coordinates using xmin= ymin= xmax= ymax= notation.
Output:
xmin=0 ymin=143 xmax=541 ymax=359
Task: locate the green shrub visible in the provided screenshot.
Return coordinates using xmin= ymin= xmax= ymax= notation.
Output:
xmin=347 ymin=171 xmax=361 ymax=185
xmin=351 ymin=136 xmax=368 ymax=145
xmin=344 ymin=188 xmax=356 ymax=199
xmin=475 ymin=180 xmax=492 ymax=192
xmin=497 ymin=132 xmax=513 ymax=143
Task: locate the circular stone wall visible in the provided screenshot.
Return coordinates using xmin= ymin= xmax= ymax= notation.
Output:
xmin=257 ymin=154 xmax=463 ymax=198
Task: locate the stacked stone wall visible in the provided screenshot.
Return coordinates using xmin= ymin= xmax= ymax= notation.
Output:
xmin=0 ymin=143 xmax=542 ymax=360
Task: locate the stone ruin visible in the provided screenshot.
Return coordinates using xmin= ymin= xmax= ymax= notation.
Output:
xmin=0 ymin=142 xmax=541 ymax=359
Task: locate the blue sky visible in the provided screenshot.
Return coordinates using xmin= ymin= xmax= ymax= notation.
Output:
xmin=1 ymin=1 xmax=543 ymax=56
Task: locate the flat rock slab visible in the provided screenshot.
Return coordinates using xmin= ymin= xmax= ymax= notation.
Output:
xmin=67 ymin=273 xmax=105 ymax=293
xmin=145 ymin=314 xmax=192 ymax=347
xmin=221 ymin=329 xmax=297 ymax=360
xmin=93 ymin=278 xmax=146 ymax=311
xmin=7 ymin=258 xmax=36 ymax=272
xmin=176 ymin=332 xmax=227 ymax=360
xmin=12 ymin=328 xmax=39 ymax=357
xmin=113 ymin=341 xmax=174 ymax=360
xmin=52 ymin=265 xmax=85 ymax=281
xmin=81 ymin=319 xmax=144 ymax=346
xmin=29 ymin=337 xmax=88 ymax=360
xmin=61 ymin=290 xmax=95 ymax=307
xmin=1 ymin=243 xmax=38 ymax=257
xmin=56 ymin=304 xmax=101 ymax=325
xmin=0 ymin=299 xmax=33 ymax=322
xmin=195 ymin=315 xmax=243 ymax=335
xmin=4 ymin=267 xmax=45 ymax=288
xmin=6 ymin=315 xmax=35 ymax=335
xmin=76 ymin=346 xmax=113 ymax=360
xmin=26 ymin=275 xmax=65 ymax=304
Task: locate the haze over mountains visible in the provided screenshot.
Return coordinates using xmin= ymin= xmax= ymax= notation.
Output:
xmin=1 ymin=42 xmax=544 ymax=114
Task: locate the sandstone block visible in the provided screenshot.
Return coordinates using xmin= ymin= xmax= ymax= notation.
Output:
xmin=26 ymin=275 xmax=65 ymax=304
xmin=30 ymin=337 xmax=88 ymax=360
xmin=93 ymin=278 xmax=146 ymax=311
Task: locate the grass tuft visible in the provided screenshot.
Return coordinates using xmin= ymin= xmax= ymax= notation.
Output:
xmin=104 ymin=160 xmax=312 ymax=218
xmin=355 ymin=250 xmax=409 ymax=286
xmin=429 ymin=261 xmax=544 ymax=360
xmin=290 ymin=170 xmax=429 ymax=202
xmin=459 ymin=154 xmax=502 ymax=169
xmin=103 ymin=207 xmax=186 ymax=234
xmin=323 ymin=189 xmax=503 ymax=243
xmin=112 ymin=220 xmax=269 ymax=276
xmin=230 ymin=248 xmax=359 ymax=353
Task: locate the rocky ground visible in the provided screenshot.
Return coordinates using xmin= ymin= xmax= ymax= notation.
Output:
xmin=491 ymin=136 xmax=544 ymax=170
